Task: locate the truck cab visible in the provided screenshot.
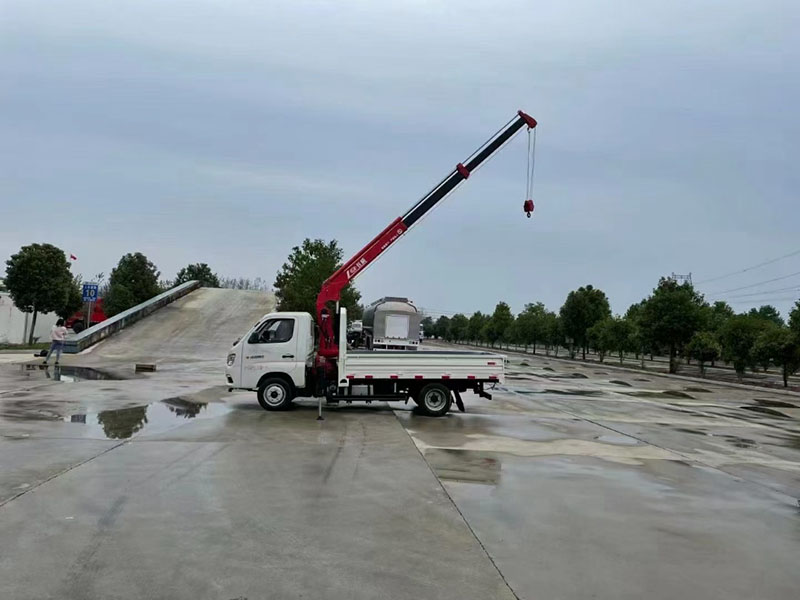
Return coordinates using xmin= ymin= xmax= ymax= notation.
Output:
xmin=226 ymin=312 xmax=316 ymax=394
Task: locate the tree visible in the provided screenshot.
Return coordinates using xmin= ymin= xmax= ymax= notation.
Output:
xmin=707 ymin=301 xmax=735 ymax=334
xmin=175 ymin=263 xmax=220 ymax=288
xmin=748 ymin=305 xmax=785 ymax=327
xmin=516 ymin=302 xmax=546 ymax=353
xmin=421 ymin=316 xmax=434 ymax=339
xmin=686 ymin=332 xmax=721 ymax=377
xmin=274 ymin=239 xmax=361 ymax=318
xmin=434 ymin=315 xmax=451 ymax=340
xmin=587 ymin=318 xmax=614 ymax=362
xmin=639 ymin=277 xmax=707 ymax=373
xmin=607 ymin=317 xmax=634 ymax=364
xmin=541 ymin=312 xmax=563 ymax=356
xmin=751 ymin=322 xmax=781 ymax=372
xmin=787 ymin=301 xmax=800 ymax=335
xmin=752 ymin=327 xmax=800 ymax=386
xmin=467 ymin=311 xmax=489 ymax=343
xmin=4 ymin=243 xmax=75 ymax=343
xmin=483 ymin=302 xmax=514 ymax=348
xmin=559 ymin=285 xmax=611 ymax=359
xmin=60 ymin=274 xmax=84 ymax=320
xmin=449 ymin=314 xmax=469 ymax=342
xmin=104 ymin=253 xmax=162 ymax=317
xmin=719 ymin=315 xmax=763 ymax=380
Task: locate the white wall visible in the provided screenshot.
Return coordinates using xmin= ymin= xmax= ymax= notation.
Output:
xmin=0 ymin=292 xmax=58 ymax=344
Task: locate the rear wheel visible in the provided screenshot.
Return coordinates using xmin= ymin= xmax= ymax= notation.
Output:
xmin=72 ymin=321 xmax=85 ymax=333
xmin=257 ymin=378 xmax=294 ymax=411
xmin=417 ymin=383 xmax=452 ymax=417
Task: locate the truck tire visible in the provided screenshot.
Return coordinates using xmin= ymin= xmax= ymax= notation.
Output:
xmin=72 ymin=321 xmax=85 ymax=333
xmin=417 ymin=383 xmax=452 ymax=417
xmin=257 ymin=378 xmax=294 ymax=411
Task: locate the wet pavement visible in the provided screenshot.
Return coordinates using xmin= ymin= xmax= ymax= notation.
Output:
xmin=1 ymin=309 xmax=799 ymax=599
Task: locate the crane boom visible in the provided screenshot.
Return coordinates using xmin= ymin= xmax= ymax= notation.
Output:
xmin=317 ymin=109 xmax=537 ymax=357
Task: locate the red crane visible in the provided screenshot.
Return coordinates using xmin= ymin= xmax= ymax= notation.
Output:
xmin=316 ymin=110 xmax=538 ymax=358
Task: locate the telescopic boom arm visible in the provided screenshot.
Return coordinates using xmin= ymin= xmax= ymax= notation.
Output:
xmin=316 ymin=109 xmax=538 ymax=357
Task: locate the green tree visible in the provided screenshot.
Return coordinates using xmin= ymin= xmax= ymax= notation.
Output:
xmin=60 ymin=274 xmax=84 ymax=320
xmin=274 ymin=239 xmax=361 ymax=318
xmin=104 ymin=253 xmax=162 ymax=317
xmin=483 ymin=302 xmax=514 ymax=348
xmin=639 ymin=277 xmax=707 ymax=373
xmin=559 ymin=285 xmax=611 ymax=359
xmin=752 ymin=327 xmax=800 ymax=386
xmin=4 ymin=243 xmax=75 ymax=343
xmin=421 ymin=316 xmax=434 ymax=338
xmin=516 ymin=302 xmax=546 ymax=353
xmin=719 ymin=315 xmax=763 ymax=380
xmin=587 ymin=318 xmax=614 ymax=362
xmin=541 ymin=312 xmax=563 ymax=356
xmin=607 ymin=317 xmax=634 ymax=364
xmin=175 ymin=263 xmax=220 ymax=288
xmin=467 ymin=311 xmax=489 ymax=343
xmin=434 ymin=315 xmax=451 ymax=340
xmin=707 ymin=301 xmax=735 ymax=334
xmin=686 ymin=331 xmax=721 ymax=377
xmin=751 ymin=322 xmax=781 ymax=372
xmin=790 ymin=301 xmax=800 ymax=335
xmin=449 ymin=314 xmax=469 ymax=342
xmin=748 ymin=305 xmax=785 ymax=327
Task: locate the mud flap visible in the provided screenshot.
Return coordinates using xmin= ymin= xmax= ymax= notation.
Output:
xmin=453 ymin=390 xmax=465 ymax=412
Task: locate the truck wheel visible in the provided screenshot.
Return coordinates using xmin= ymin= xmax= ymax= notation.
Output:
xmin=72 ymin=321 xmax=85 ymax=333
xmin=257 ymin=378 xmax=294 ymax=411
xmin=418 ymin=383 xmax=452 ymax=417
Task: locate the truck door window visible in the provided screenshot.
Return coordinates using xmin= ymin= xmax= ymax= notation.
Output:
xmin=249 ymin=318 xmax=295 ymax=344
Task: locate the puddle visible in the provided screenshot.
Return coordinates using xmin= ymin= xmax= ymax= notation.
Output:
xmin=722 ymin=435 xmax=757 ymax=449
xmin=515 ymin=388 xmax=606 ymax=398
xmin=547 ymin=372 xmax=588 ymax=379
xmin=64 ymin=398 xmax=232 ymax=439
xmin=754 ymin=399 xmax=797 ymax=409
xmin=623 ymin=390 xmax=695 ymax=400
xmin=674 ymin=428 xmax=708 ymax=436
xmin=519 ymin=361 xmax=530 ymax=367
xmin=594 ymin=371 xmax=608 ymax=375
xmin=741 ymin=406 xmax=790 ymax=419
xmin=14 ymin=364 xmax=132 ymax=382
xmin=425 ymin=448 xmax=501 ymax=485
xmin=609 ymin=379 xmax=632 ymax=387
xmin=542 ymin=367 xmax=555 ymax=372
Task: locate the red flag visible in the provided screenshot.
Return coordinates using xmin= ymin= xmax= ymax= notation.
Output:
xmin=69 ymin=254 xmax=77 ymax=260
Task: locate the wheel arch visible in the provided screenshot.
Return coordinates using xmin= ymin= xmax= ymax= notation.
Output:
xmin=256 ymin=372 xmax=296 ymax=393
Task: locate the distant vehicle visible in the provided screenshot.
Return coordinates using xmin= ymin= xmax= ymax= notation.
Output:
xmin=346 ymin=320 xmax=363 ymax=347
xmin=65 ymin=298 xmax=107 ymax=333
xmin=362 ymin=297 xmax=421 ymax=351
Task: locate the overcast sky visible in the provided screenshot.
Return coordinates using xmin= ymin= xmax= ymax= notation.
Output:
xmin=2 ymin=0 xmax=799 ymax=318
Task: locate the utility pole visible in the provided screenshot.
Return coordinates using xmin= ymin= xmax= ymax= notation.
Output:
xmin=670 ymin=272 xmax=693 ymax=286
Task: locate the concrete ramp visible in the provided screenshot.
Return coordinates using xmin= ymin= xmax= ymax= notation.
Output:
xmin=83 ymin=288 xmax=275 ymax=371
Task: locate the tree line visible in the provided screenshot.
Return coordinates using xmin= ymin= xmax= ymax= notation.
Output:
xmin=3 ymin=243 xmax=271 ymax=341
xmin=423 ymin=278 xmax=800 ymax=387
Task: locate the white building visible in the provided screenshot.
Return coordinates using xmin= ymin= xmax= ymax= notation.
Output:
xmin=0 ymin=292 xmax=58 ymax=345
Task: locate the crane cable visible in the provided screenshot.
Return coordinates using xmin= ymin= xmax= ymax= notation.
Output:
xmin=523 ymin=126 xmax=537 ymax=217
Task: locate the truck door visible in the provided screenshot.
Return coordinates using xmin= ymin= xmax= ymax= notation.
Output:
xmin=241 ymin=317 xmax=304 ymax=389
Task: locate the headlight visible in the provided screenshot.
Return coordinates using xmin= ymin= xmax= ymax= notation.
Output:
xmin=227 ymin=353 xmax=236 ymax=366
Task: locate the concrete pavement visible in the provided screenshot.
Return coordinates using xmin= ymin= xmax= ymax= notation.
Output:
xmin=1 ymin=291 xmax=799 ymax=599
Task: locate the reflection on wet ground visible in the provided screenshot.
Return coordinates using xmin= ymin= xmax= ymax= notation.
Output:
xmin=425 ymin=448 xmax=502 ymax=485
xmin=609 ymin=379 xmax=632 ymax=387
xmin=7 ymin=364 xmax=133 ymax=382
xmin=63 ymin=397 xmax=232 ymax=439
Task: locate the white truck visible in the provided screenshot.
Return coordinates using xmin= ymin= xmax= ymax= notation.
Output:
xmin=225 ymin=109 xmax=538 ymax=416
xmin=226 ymin=308 xmax=504 ymax=416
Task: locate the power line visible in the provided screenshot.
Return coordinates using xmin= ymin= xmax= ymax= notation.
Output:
xmin=696 ymin=248 xmax=800 ymax=285
xmin=706 ymin=270 xmax=800 ymax=295
xmin=720 ymin=285 xmax=800 ymax=300
xmin=727 ymin=296 xmax=800 ymax=304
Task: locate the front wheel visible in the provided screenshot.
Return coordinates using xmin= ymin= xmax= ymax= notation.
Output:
xmin=72 ymin=321 xmax=85 ymax=333
xmin=417 ymin=383 xmax=452 ymax=417
xmin=257 ymin=378 xmax=294 ymax=411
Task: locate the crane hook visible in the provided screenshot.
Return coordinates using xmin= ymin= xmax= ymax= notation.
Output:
xmin=523 ymin=198 xmax=534 ymax=218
